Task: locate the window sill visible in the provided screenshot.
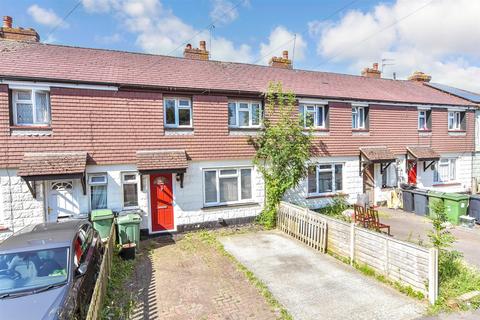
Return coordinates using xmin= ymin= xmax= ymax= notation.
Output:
xmin=202 ymin=202 xmax=260 ymax=210
xmin=306 ymin=192 xmax=347 ymax=199
xmin=10 ymin=126 xmax=52 ymax=136
xmin=165 ymin=126 xmax=193 ymax=130
xmin=432 ymin=182 xmax=461 ymax=187
xmin=229 ymin=127 xmax=263 ymax=131
xmin=448 ymin=130 xmax=466 ymax=133
xmin=165 ymin=127 xmax=194 ymax=136
xmin=418 ymin=129 xmax=432 ymax=133
xmin=10 ymin=125 xmax=51 ymax=130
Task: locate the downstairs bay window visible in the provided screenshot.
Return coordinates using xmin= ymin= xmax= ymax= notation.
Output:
xmin=434 ymin=158 xmax=456 ymax=183
xmin=12 ymin=89 xmax=50 ymax=126
xmin=204 ymin=168 xmax=253 ymax=206
xmin=307 ymin=163 xmax=343 ymax=196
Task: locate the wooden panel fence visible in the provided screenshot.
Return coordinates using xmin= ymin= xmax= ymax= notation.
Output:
xmin=278 ymin=202 xmax=438 ymax=304
xmin=277 ymin=203 xmax=327 ymax=253
xmin=86 ymin=223 xmax=116 ymax=320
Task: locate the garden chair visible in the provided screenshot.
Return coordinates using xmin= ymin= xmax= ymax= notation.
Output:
xmin=354 ymin=205 xmax=373 ymax=228
xmin=367 ymin=209 xmax=391 ymax=235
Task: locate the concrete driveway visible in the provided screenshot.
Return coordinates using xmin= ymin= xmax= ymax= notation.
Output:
xmin=378 ymin=208 xmax=480 ymax=268
xmin=220 ymin=231 xmax=425 ymax=320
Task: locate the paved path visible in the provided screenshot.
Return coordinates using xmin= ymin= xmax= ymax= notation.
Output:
xmin=378 ymin=208 xmax=480 ymax=268
xmin=221 ymin=231 xmax=425 ymax=320
xmin=130 ymin=234 xmax=277 ymax=320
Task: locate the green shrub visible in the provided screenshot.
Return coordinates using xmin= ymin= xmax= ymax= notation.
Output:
xmin=316 ymin=197 xmax=350 ymax=221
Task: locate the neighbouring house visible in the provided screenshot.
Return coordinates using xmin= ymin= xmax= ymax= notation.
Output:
xmin=426 ymin=82 xmax=480 ymax=193
xmin=0 ymin=17 xmax=476 ymax=240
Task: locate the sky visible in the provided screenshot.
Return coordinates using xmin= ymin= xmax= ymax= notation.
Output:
xmin=2 ymin=0 xmax=480 ymax=92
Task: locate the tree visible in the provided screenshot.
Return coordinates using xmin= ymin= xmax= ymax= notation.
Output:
xmin=250 ymin=82 xmax=312 ymax=228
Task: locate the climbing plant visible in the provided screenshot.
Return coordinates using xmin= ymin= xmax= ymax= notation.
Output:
xmin=250 ymin=82 xmax=312 ymax=228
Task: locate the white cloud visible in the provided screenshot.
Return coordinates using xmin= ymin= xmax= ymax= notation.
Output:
xmin=310 ymin=0 xmax=480 ymax=92
xmin=210 ymin=0 xmax=238 ymax=25
xmin=258 ymin=26 xmax=307 ymax=65
xmin=94 ymin=33 xmax=122 ymax=44
xmin=27 ymin=4 xmax=67 ymax=28
xmin=82 ymin=0 xmax=254 ymax=62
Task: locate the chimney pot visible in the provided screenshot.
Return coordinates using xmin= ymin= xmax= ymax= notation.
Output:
xmin=199 ymin=40 xmax=206 ymax=51
xmin=183 ymin=40 xmax=209 ymax=60
xmin=361 ymin=63 xmax=381 ymax=79
xmin=269 ymin=50 xmax=292 ymax=69
xmin=3 ymin=16 xmax=12 ymax=28
xmin=408 ymin=71 xmax=431 ymax=83
xmin=186 ymin=43 xmax=192 ymax=49
xmin=282 ymin=50 xmax=288 ymax=59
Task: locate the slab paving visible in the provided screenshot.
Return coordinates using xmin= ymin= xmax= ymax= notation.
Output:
xmin=220 ymin=230 xmax=425 ymax=320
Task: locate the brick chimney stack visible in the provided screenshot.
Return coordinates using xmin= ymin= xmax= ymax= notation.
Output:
xmin=269 ymin=50 xmax=292 ymax=69
xmin=0 ymin=16 xmax=39 ymax=42
xmin=408 ymin=71 xmax=432 ymax=83
xmin=183 ymin=40 xmax=209 ymax=60
xmin=361 ymin=63 xmax=381 ymax=78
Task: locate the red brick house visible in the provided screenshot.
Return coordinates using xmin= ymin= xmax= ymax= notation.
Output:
xmin=0 ymin=17 xmax=475 ymax=238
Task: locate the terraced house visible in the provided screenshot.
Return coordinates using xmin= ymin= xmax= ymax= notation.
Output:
xmin=0 ymin=17 xmax=476 ymax=239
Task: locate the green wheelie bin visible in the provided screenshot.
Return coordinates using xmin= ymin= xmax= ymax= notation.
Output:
xmin=116 ymin=213 xmax=142 ymax=249
xmin=90 ymin=209 xmax=114 ymax=241
xmin=428 ymin=191 xmax=444 ymax=219
xmin=443 ymin=193 xmax=469 ymax=224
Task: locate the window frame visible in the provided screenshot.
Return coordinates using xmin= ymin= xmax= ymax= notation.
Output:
xmin=300 ymin=104 xmax=326 ymax=129
xmin=434 ymin=158 xmax=456 ymax=183
xmin=352 ymin=105 xmax=367 ymax=130
xmin=418 ymin=110 xmax=427 ymax=130
xmin=307 ymin=163 xmax=344 ymax=196
xmin=121 ymin=172 xmax=139 ymax=209
xmin=11 ymin=88 xmax=51 ymax=126
xmin=228 ymin=101 xmax=263 ymax=128
xmin=164 ymin=97 xmax=193 ymax=128
xmin=88 ymin=173 xmax=108 ymax=210
xmin=448 ymin=111 xmax=463 ymax=131
xmin=202 ymin=167 xmax=254 ymax=206
xmin=381 ymin=163 xmax=397 ymax=188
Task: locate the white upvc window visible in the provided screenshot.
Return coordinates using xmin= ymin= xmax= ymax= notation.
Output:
xmin=381 ymin=163 xmax=397 ymax=188
xmin=352 ymin=105 xmax=366 ymax=129
xmin=203 ymin=167 xmax=253 ymax=206
xmin=307 ymin=163 xmax=343 ymax=195
xmin=228 ymin=101 xmax=262 ymax=128
xmin=418 ymin=110 xmax=427 ymax=130
xmin=164 ymin=97 xmax=192 ymax=128
xmin=300 ymin=104 xmax=326 ymax=128
xmin=121 ymin=172 xmax=139 ymax=209
xmin=88 ymin=174 xmax=108 ymax=210
xmin=434 ymin=158 xmax=456 ymax=183
xmin=448 ymin=111 xmax=462 ymax=131
xmin=12 ymin=89 xmax=50 ymax=126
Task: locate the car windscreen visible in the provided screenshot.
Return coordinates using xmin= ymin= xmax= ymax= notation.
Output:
xmin=0 ymin=247 xmax=69 ymax=295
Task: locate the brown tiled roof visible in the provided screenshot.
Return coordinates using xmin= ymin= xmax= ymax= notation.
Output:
xmin=0 ymin=41 xmax=473 ymax=106
xmin=360 ymin=146 xmax=396 ymax=162
xmin=17 ymin=152 xmax=87 ymax=177
xmin=407 ymin=146 xmax=440 ymax=160
xmin=136 ymin=150 xmax=188 ymax=172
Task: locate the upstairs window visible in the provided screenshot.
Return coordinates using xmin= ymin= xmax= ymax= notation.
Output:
xmin=228 ymin=101 xmax=262 ymax=128
xmin=434 ymin=158 xmax=456 ymax=183
xmin=418 ymin=109 xmax=432 ymax=131
xmin=203 ymin=168 xmax=253 ymax=206
xmin=307 ymin=163 xmax=343 ymax=195
xmin=448 ymin=111 xmax=466 ymax=131
xmin=352 ymin=105 xmax=368 ymax=129
xmin=300 ymin=104 xmax=327 ymax=128
xmin=164 ymin=98 xmax=192 ymax=128
xmin=12 ymin=89 xmax=50 ymax=126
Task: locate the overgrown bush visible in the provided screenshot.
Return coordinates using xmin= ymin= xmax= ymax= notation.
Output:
xmin=316 ymin=197 xmax=350 ymax=221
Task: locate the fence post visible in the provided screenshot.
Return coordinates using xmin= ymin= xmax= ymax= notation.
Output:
xmin=349 ymin=223 xmax=355 ymax=266
xmin=428 ymin=247 xmax=438 ymax=304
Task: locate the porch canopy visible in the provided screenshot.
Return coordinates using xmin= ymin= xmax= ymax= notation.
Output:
xmin=359 ymin=146 xmax=396 ymax=175
xmin=17 ymin=151 xmax=88 ymax=197
xmin=406 ymin=146 xmax=440 ymax=171
xmin=136 ymin=149 xmax=188 ymax=187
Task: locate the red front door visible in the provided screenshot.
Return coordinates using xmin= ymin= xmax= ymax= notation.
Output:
xmin=408 ymin=161 xmax=417 ymax=185
xmin=150 ymin=173 xmax=174 ymax=231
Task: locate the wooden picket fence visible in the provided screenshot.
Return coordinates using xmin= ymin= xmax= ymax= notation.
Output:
xmin=86 ymin=223 xmax=116 ymax=320
xmin=277 ymin=202 xmax=327 ymax=253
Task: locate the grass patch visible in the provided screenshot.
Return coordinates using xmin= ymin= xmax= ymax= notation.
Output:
xmin=194 ymin=229 xmax=293 ymax=320
xmin=101 ymin=251 xmax=136 ymax=320
xmin=428 ymin=254 xmax=480 ymax=314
